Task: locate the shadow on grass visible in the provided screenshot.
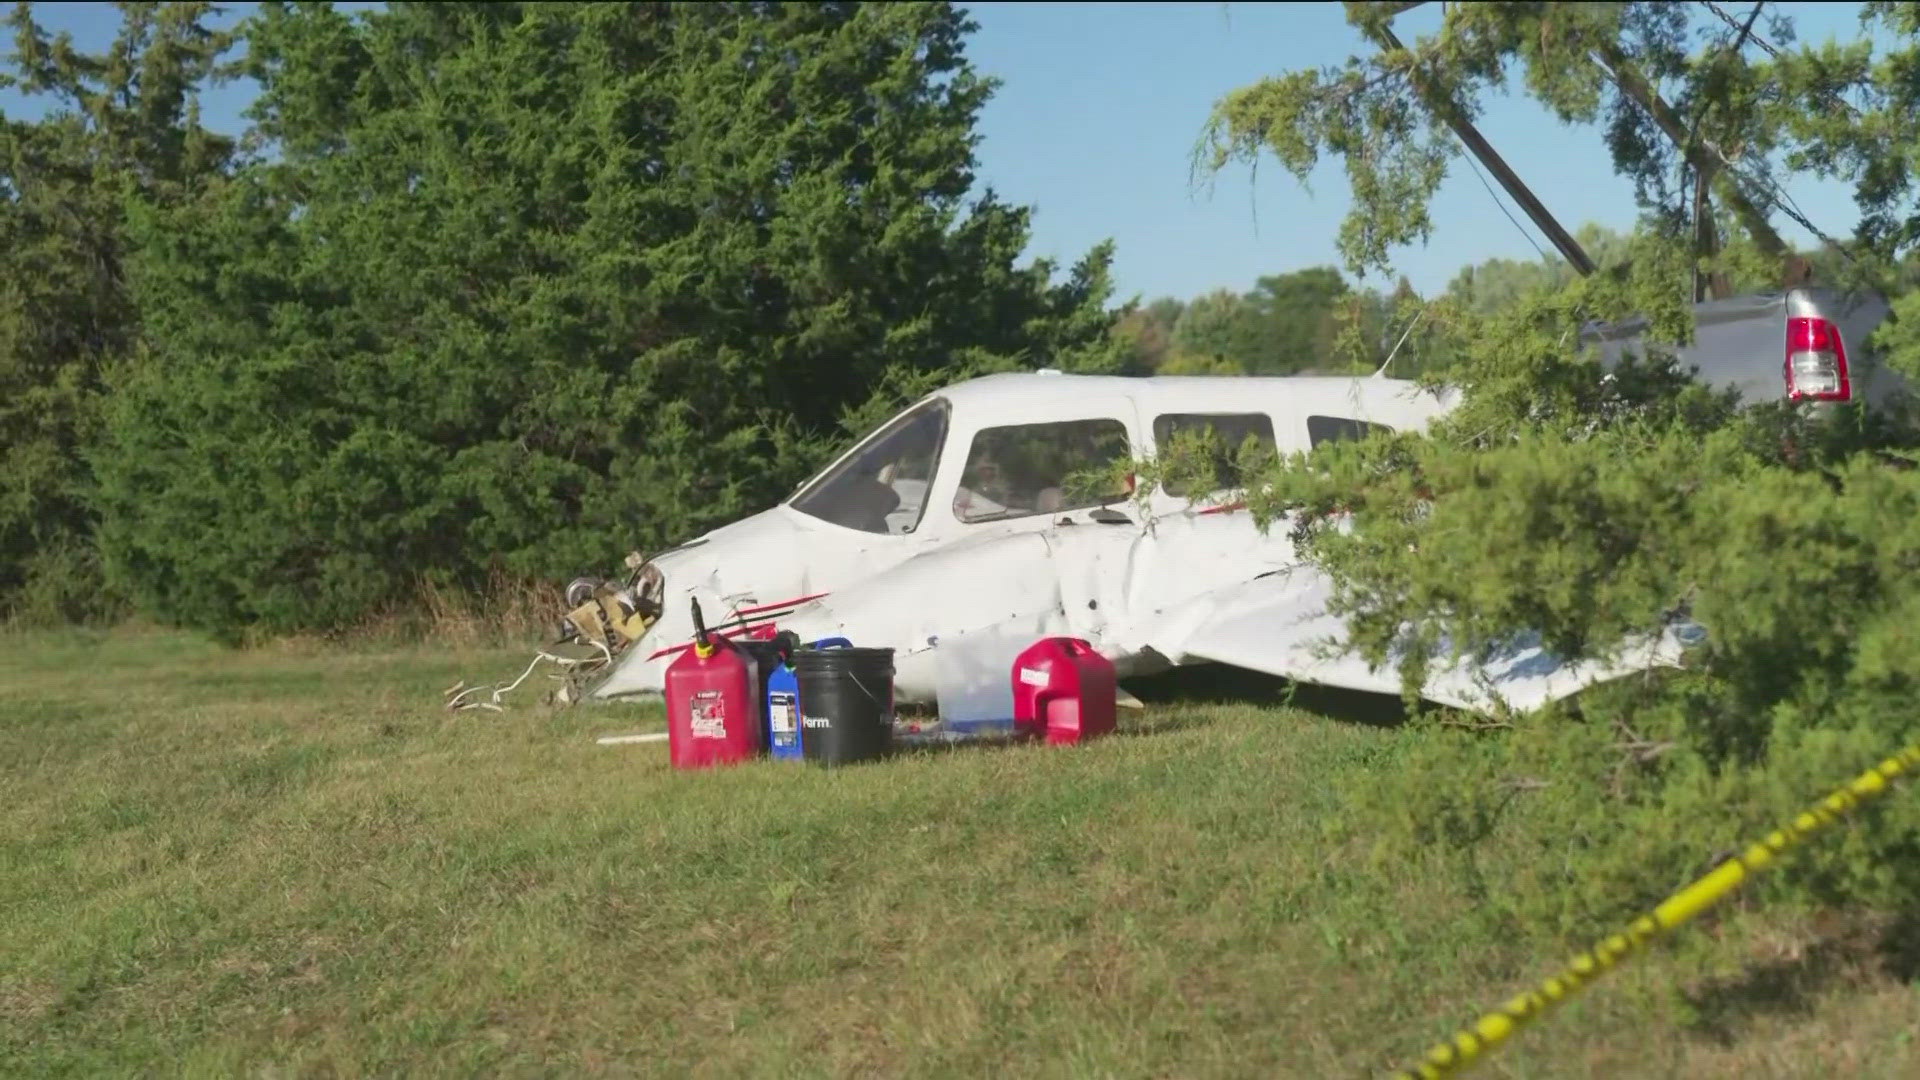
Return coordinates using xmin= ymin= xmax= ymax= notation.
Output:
xmin=1121 ymin=662 xmax=1410 ymax=730
xmin=854 ymin=662 xmax=1418 ymax=759
xmin=886 ymin=732 xmax=1029 ymax=760
xmin=885 ymin=703 xmax=1220 ymax=755
xmin=1680 ymin=936 xmax=1856 ymax=1046
xmin=1877 ymin=908 xmax=1920 ymax=984
xmin=1679 ymin=908 xmax=1920 ymax=1046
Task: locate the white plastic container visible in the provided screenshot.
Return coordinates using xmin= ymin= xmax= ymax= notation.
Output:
xmin=932 ymin=628 xmax=1025 ymax=736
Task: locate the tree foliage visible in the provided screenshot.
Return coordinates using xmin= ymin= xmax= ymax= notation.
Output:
xmin=0 ymin=1 xmax=233 ymax=623
xmin=1167 ymin=287 xmax=1261 ymax=371
xmin=89 ymin=1 xmax=1121 ymax=641
xmin=1196 ymin=1 xmax=1819 ymax=282
xmin=1442 ymin=223 xmax=1630 ymax=314
xmin=1185 ymin=2 xmax=1920 ymax=939
xmin=1242 ymin=265 xmax=1351 ymax=372
xmin=1111 ymin=296 xmax=1183 ymax=374
xmin=1118 ymin=266 xmax=1386 ymax=376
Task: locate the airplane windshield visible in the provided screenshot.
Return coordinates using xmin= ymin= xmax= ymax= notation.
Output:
xmin=789 ymin=397 xmax=950 ymax=535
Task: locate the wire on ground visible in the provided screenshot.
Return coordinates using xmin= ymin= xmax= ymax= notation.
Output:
xmin=1389 ymin=741 xmax=1920 ymax=1080
xmin=444 ymin=641 xmax=613 ymax=712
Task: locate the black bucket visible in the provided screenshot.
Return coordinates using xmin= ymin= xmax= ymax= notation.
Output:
xmin=793 ymin=645 xmax=895 ymax=766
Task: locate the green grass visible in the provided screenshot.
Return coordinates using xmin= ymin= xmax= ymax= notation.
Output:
xmin=2 ymin=630 xmax=1916 ymax=1077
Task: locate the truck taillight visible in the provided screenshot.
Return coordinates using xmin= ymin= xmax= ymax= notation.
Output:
xmin=1785 ymin=316 xmax=1851 ymax=401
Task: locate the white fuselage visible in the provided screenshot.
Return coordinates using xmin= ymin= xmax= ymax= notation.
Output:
xmin=590 ymin=371 xmax=1461 ymax=703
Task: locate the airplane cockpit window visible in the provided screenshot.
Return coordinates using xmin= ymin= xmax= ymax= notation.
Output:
xmin=1151 ymin=412 xmax=1277 ymax=497
xmin=789 ymin=398 xmax=949 ymax=534
xmin=953 ymin=418 xmax=1131 ymax=524
xmin=1306 ymin=414 xmax=1391 ymax=448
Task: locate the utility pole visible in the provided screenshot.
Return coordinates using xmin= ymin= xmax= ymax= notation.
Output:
xmin=1363 ymin=2 xmax=1596 ymax=277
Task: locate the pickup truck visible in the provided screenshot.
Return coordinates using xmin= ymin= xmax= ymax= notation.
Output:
xmin=1580 ymin=286 xmax=1907 ymax=418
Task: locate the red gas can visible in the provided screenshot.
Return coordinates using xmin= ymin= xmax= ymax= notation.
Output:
xmin=1011 ymin=637 xmax=1117 ymax=745
xmin=665 ymin=599 xmax=762 ymax=769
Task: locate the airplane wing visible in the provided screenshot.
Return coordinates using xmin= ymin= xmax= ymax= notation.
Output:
xmin=1141 ymin=564 xmax=1696 ymax=715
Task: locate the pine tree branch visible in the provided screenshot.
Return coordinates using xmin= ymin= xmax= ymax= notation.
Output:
xmin=1586 ymin=37 xmax=1790 ymax=263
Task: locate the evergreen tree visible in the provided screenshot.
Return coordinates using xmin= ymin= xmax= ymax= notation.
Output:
xmin=1186 ymin=1 xmax=1920 ymax=930
xmin=0 ymin=1 xmax=233 ymax=622
xmin=94 ymin=1 xmax=1121 ymax=640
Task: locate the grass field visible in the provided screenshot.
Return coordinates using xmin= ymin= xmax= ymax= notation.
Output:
xmin=3 ymin=629 xmax=1917 ymax=1077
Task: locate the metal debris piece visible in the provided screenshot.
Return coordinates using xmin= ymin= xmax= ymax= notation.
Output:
xmin=445 ymin=551 xmax=663 ymax=713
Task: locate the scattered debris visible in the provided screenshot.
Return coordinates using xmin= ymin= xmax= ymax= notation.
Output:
xmin=443 ymin=643 xmax=612 ymax=712
xmin=445 ymin=551 xmax=663 ymax=712
xmin=595 ymin=732 xmax=670 ymax=746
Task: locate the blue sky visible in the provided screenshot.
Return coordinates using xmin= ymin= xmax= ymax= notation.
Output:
xmin=2 ymin=1 xmax=1893 ymax=303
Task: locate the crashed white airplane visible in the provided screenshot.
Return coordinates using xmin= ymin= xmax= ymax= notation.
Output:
xmin=584 ymin=370 xmax=1693 ymax=716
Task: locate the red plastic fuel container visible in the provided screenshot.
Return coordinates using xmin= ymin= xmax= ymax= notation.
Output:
xmin=665 ymin=598 xmax=762 ymax=769
xmin=1011 ymin=637 xmax=1117 ymax=745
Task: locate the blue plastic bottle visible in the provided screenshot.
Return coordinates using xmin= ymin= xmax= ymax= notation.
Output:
xmin=767 ymin=637 xmax=851 ymax=761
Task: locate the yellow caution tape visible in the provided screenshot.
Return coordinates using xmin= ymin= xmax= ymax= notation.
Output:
xmin=1390 ymin=742 xmax=1920 ymax=1080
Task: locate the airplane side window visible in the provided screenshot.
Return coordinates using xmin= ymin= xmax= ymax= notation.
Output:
xmin=789 ymin=398 xmax=950 ymax=534
xmin=1305 ymin=414 xmax=1391 ymax=448
xmin=953 ymin=418 xmax=1131 ymax=524
xmin=1151 ymin=412 xmax=1276 ymax=497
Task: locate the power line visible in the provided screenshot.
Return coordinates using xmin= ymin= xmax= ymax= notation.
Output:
xmin=1461 ymin=150 xmax=1550 ymax=264
xmin=1700 ymin=0 xmax=1779 ymax=58
xmin=1698 ymin=0 xmax=1859 ymax=120
xmin=1641 ymin=3 xmax=1861 ymax=264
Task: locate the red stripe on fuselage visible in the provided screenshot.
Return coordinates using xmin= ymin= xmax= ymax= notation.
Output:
xmin=642 ymin=592 xmax=831 ymax=661
xmin=735 ymin=592 xmax=828 ymax=616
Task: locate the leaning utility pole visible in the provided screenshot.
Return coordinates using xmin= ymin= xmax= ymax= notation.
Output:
xmin=1360 ymin=1 xmax=1597 ymax=276
xmin=1363 ymin=1 xmax=1796 ymax=298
